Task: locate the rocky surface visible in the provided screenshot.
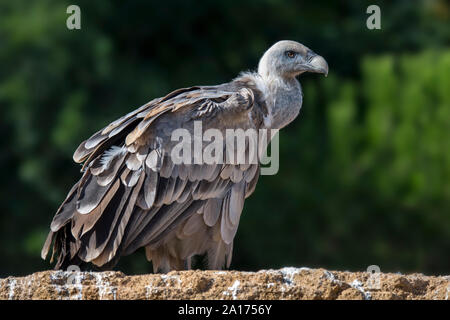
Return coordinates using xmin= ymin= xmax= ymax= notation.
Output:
xmin=0 ymin=267 xmax=449 ymax=300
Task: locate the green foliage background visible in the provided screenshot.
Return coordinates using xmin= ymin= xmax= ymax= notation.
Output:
xmin=0 ymin=0 xmax=449 ymax=277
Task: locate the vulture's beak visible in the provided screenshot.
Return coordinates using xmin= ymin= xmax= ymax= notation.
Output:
xmin=307 ymin=55 xmax=329 ymax=77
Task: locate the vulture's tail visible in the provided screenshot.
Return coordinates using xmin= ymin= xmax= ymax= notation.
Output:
xmin=50 ymin=225 xmax=93 ymax=271
xmin=42 ymin=225 xmax=124 ymax=271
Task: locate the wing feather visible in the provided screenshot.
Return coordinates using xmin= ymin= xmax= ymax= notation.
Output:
xmin=203 ymin=198 xmax=222 ymax=227
xmin=229 ymin=180 xmax=246 ymax=225
xmin=49 ymin=182 xmax=80 ymax=232
xmin=91 ymin=171 xmax=145 ymax=266
xmin=71 ymin=178 xmax=121 ymax=239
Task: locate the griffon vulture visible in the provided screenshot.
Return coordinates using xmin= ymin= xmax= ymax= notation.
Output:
xmin=42 ymin=40 xmax=328 ymax=272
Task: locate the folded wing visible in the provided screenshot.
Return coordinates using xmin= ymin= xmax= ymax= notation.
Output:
xmin=42 ymin=84 xmax=261 ymax=272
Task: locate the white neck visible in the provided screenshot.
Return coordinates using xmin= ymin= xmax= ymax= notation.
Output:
xmin=254 ymin=72 xmax=303 ymax=129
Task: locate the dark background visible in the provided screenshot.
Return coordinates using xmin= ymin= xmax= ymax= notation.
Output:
xmin=0 ymin=0 xmax=449 ymax=277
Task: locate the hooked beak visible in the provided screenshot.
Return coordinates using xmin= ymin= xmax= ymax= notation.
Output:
xmin=305 ymin=55 xmax=329 ymax=77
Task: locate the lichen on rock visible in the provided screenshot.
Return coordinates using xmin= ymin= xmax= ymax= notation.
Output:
xmin=0 ymin=268 xmax=448 ymax=300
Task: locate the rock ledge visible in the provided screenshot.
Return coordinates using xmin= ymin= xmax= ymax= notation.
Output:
xmin=1 ymin=267 xmax=448 ymax=300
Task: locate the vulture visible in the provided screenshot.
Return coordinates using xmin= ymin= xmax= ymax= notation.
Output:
xmin=41 ymin=40 xmax=328 ymax=272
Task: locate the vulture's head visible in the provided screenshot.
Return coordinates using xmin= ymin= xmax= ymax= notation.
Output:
xmin=258 ymin=40 xmax=328 ymax=79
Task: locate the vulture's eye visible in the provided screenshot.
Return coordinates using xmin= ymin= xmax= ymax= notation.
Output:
xmin=286 ymin=51 xmax=297 ymax=59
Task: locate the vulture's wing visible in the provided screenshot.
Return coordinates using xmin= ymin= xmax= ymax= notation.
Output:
xmin=42 ymin=84 xmax=261 ymax=272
